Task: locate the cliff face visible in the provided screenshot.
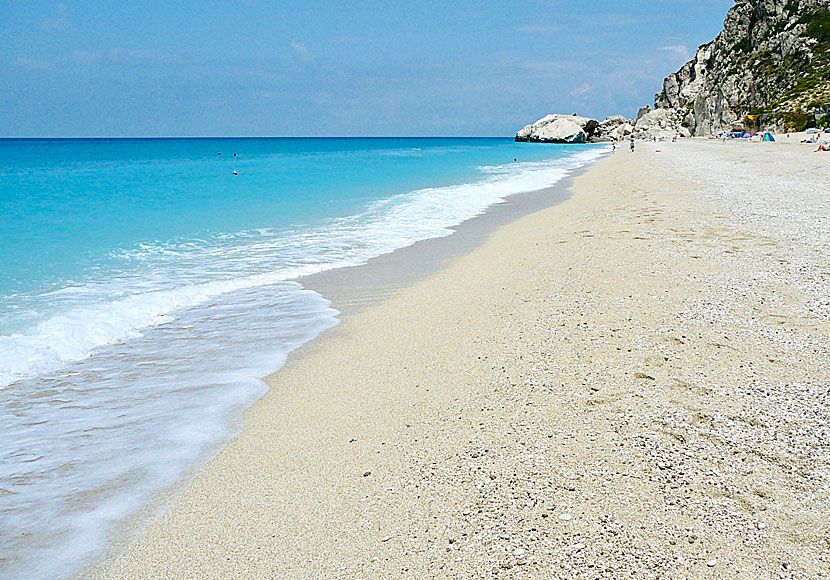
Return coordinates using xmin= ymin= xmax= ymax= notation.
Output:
xmin=516 ymin=0 xmax=830 ymax=141
xmin=655 ymin=0 xmax=830 ymax=135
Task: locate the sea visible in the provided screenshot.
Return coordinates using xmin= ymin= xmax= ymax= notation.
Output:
xmin=0 ymin=137 xmax=606 ymax=578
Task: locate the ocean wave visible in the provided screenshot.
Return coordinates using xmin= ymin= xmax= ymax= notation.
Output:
xmin=0 ymin=146 xmax=607 ymax=387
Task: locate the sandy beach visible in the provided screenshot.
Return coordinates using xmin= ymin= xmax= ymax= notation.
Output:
xmin=85 ymin=139 xmax=829 ymax=579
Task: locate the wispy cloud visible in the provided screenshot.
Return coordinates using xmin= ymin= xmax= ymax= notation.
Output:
xmin=569 ymin=83 xmax=592 ymax=98
xmin=514 ymin=24 xmax=565 ymax=34
xmin=290 ymin=40 xmax=314 ymax=62
xmin=106 ymin=48 xmax=181 ymax=64
xmin=13 ymin=48 xmax=182 ymax=72
xmin=290 ymin=40 xmax=308 ymax=55
xmin=65 ymin=50 xmax=104 ymax=66
xmin=660 ymin=44 xmax=691 ymax=61
xmin=518 ymin=60 xmax=577 ymax=75
xmin=15 ymin=57 xmax=54 ymax=71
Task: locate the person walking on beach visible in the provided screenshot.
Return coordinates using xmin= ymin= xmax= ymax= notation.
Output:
xmin=612 ymin=140 xmax=617 ymax=152
xmin=630 ymin=138 xmax=635 ymax=152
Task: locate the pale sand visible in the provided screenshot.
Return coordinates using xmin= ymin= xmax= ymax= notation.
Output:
xmin=85 ymin=140 xmax=829 ymax=579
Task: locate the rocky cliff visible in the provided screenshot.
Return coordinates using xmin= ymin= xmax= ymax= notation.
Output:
xmin=516 ymin=0 xmax=830 ymax=142
xmin=655 ymin=0 xmax=830 ymax=135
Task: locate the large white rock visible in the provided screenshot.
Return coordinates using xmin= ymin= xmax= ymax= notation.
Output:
xmin=634 ymin=108 xmax=672 ymax=131
xmin=631 ymin=107 xmax=687 ymax=140
xmin=516 ymin=114 xmax=599 ymax=143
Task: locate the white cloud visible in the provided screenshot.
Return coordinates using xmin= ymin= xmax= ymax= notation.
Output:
xmin=291 ymin=40 xmax=308 ymax=56
xmin=15 ymin=57 xmax=54 ymax=71
xmin=514 ymin=24 xmax=565 ymax=34
xmin=14 ymin=48 xmax=181 ymax=72
xmin=518 ymin=60 xmax=579 ymax=76
xmin=570 ymin=83 xmax=592 ymax=98
xmin=290 ymin=40 xmax=313 ymax=62
xmin=660 ymin=44 xmax=691 ymax=61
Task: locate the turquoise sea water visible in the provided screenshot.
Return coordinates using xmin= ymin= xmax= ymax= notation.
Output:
xmin=0 ymin=137 xmax=606 ymax=578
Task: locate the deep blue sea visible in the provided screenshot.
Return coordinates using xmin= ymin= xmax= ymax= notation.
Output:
xmin=0 ymin=137 xmax=606 ymax=578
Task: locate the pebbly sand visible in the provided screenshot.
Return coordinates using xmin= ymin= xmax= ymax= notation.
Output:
xmin=84 ymin=139 xmax=829 ymax=579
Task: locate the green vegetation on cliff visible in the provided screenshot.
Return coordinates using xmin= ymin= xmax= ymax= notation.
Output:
xmin=804 ymin=7 xmax=830 ymax=41
xmin=759 ymin=8 xmax=830 ymax=130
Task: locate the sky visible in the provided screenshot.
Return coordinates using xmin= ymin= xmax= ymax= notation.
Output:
xmin=0 ymin=0 xmax=735 ymax=137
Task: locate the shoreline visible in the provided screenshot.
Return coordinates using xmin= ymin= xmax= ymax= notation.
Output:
xmin=293 ymin=161 xmax=591 ymax=320
xmin=74 ymin=150 xmax=602 ymax=578
xmin=85 ymin=138 xmax=828 ymax=579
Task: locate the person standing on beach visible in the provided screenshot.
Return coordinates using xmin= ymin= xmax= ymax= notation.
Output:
xmin=612 ymin=140 xmax=617 ymax=152
xmin=630 ymin=138 xmax=635 ymax=152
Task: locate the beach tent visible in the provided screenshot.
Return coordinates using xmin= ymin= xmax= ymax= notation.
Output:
xmin=762 ymin=132 xmax=775 ymax=142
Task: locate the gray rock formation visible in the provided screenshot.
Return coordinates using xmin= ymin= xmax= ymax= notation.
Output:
xmin=516 ymin=114 xmax=645 ymax=143
xmin=515 ymin=114 xmax=600 ymax=143
xmin=654 ymin=0 xmax=830 ymax=135
xmin=593 ymin=115 xmax=638 ymax=141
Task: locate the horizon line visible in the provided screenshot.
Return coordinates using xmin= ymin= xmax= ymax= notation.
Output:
xmin=0 ymin=135 xmax=520 ymax=140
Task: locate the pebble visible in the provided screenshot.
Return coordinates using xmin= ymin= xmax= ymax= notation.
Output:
xmin=707 ymin=559 xmax=718 ymax=567
xmin=559 ymin=513 xmax=572 ymax=521
xmin=757 ymin=522 xmax=767 ymax=530
xmin=363 ymin=471 xmax=371 ymax=477
xmin=512 ymin=548 xmax=526 ymax=557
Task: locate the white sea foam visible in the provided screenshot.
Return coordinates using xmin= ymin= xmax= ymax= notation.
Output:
xmin=0 ymin=282 xmax=338 ymax=580
xmin=0 ymin=147 xmax=605 ymax=388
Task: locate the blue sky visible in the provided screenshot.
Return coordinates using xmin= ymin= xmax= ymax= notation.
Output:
xmin=1 ymin=1 xmax=734 ymax=136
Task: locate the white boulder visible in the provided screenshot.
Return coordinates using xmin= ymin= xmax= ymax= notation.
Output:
xmin=516 ymin=114 xmax=600 ymax=144
xmin=634 ymin=108 xmax=672 ymax=131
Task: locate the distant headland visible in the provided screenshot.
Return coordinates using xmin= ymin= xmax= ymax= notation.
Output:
xmin=517 ymin=0 xmax=830 ymax=142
